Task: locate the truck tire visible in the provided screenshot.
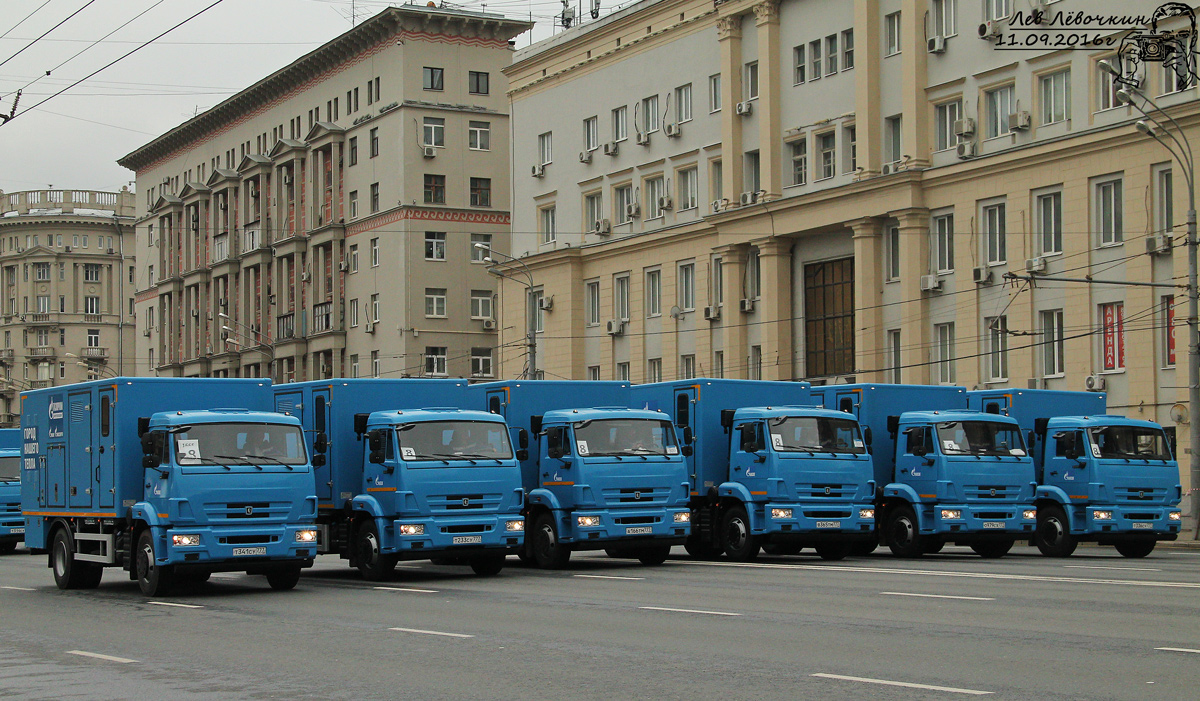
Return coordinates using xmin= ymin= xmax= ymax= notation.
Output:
xmin=51 ymin=529 xmax=102 ymax=590
xmin=922 ymin=540 xmax=945 ymax=555
xmin=469 ymin=554 xmax=506 ymax=576
xmin=1114 ymin=539 xmax=1156 ymax=558
xmin=1035 ymin=506 xmax=1078 ymax=557
xmin=762 ymin=544 xmax=803 ymax=556
xmin=850 ymin=540 xmax=878 ymax=556
xmin=886 ymin=506 xmax=924 ymax=558
xmin=135 ymin=530 xmax=173 ymax=596
xmin=354 ymin=522 xmax=397 ymax=581
xmin=530 ymin=513 xmax=571 ymax=569
xmin=637 ymin=544 xmax=672 ymax=566
xmin=265 ymin=566 xmax=302 ymax=590
xmin=971 ymin=538 xmax=1014 ymax=558
xmin=721 ymin=506 xmax=760 ymax=562
xmin=684 ymin=534 xmax=721 ymax=559
xmin=814 ymin=542 xmax=852 ymax=561
xmin=0 ymin=540 xmax=17 ymax=554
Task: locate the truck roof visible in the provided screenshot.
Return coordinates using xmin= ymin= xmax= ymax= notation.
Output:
xmin=542 ymin=406 xmax=669 ymax=423
xmin=902 ymin=409 xmax=1020 ymax=426
xmin=149 ymin=409 xmax=301 ymax=428
xmin=1046 ymin=415 xmax=1168 ymax=430
xmin=732 ymin=405 xmax=854 ymax=421
xmin=367 ymin=408 xmax=505 ymax=426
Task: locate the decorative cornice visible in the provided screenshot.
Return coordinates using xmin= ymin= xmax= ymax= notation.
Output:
xmin=752 ymin=0 xmax=780 ymax=25
xmin=346 ymin=206 xmax=511 ymax=237
xmin=716 ymin=15 xmax=741 ymax=40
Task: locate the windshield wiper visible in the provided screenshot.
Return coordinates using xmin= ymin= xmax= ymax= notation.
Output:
xmin=451 ymin=453 xmax=504 ymax=463
xmin=241 ymin=454 xmax=294 ymax=470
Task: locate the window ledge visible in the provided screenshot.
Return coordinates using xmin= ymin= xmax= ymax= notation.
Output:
xmin=1043 ymin=373 xmax=1065 ymax=379
xmin=1097 ymin=241 xmax=1124 ymax=249
xmin=1098 ymin=368 xmax=1126 ymax=376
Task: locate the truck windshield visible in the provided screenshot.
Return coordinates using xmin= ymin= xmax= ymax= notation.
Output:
xmin=768 ymin=416 xmax=865 ymax=454
xmin=173 ymin=423 xmax=308 ymax=466
xmin=1088 ymin=426 xmax=1173 ymax=461
xmin=0 ymin=456 xmax=19 ymax=481
xmin=396 ymin=421 xmax=513 ymax=462
xmin=572 ymin=419 xmax=679 ymax=457
xmin=936 ymin=421 xmax=1026 ymax=457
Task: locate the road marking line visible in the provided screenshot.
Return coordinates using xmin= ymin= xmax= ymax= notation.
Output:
xmin=881 ymin=591 xmax=995 ymax=601
xmin=574 ymin=574 xmax=645 ymax=581
xmin=673 ymin=559 xmax=1200 ymax=589
xmin=149 ymin=601 xmax=204 ymax=609
xmin=1 ymin=585 xmax=35 ymax=591
xmin=812 ymin=673 xmax=993 ymax=696
xmin=638 ymin=606 xmax=740 ymax=617
xmin=1064 ymin=565 xmax=1161 ymax=572
xmin=1155 ymin=647 xmax=1200 ymax=654
xmin=388 ymin=627 xmax=473 ymax=639
xmin=374 ymin=586 xmax=438 ymax=593
xmin=67 ymin=650 xmax=136 ymax=664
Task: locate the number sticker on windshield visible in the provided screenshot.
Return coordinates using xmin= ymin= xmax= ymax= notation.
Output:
xmin=853 ymin=439 xmax=864 ymax=448
xmin=943 ymin=440 xmax=958 ymax=451
xmin=1091 ymin=445 xmax=1102 ymax=458
xmin=1010 ymin=448 xmax=1026 ymax=457
xmin=177 ymin=439 xmax=201 ymax=463
xmin=401 ymin=447 xmax=416 ymax=459
xmin=576 ymin=441 xmax=589 ymax=456
xmin=771 ymin=434 xmax=784 ymax=449
xmin=666 ymin=446 xmax=678 ymax=455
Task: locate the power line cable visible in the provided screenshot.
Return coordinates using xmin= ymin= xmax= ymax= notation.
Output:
xmin=0 ymin=0 xmax=55 ymax=41
xmin=0 ymin=0 xmax=97 ymax=71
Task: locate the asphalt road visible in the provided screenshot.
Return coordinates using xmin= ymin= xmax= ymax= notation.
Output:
xmin=1 ymin=543 xmax=1197 ymax=700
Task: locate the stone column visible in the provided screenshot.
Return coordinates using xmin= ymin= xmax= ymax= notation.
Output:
xmin=851 ymin=217 xmax=885 ymax=381
xmin=853 ymin=0 xmax=882 ymax=178
xmin=754 ymin=0 xmax=782 ymax=198
xmin=717 ymin=14 xmax=743 ymax=203
xmin=900 ymin=0 xmax=930 ymax=168
xmin=754 ymin=237 xmax=794 ymax=380
xmin=895 ymin=208 xmax=931 ymax=384
xmin=715 ymin=243 xmax=747 ymax=377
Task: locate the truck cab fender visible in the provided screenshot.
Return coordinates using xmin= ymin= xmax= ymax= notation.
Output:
xmin=130 ymin=502 xmax=169 ymax=528
xmin=349 ymin=495 xmax=387 ymax=519
xmin=1035 ymin=485 xmax=1072 ymax=507
xmin=526 ymin=488 xmax=563 ymax=512
xmin=882 ymin=483 xmax=923 ymax=506
xmin=717 ymin=481 xmax=756 ymax=505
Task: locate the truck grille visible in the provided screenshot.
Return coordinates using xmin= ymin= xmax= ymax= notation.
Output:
xmin=431 ymin=494 xmax=501 ymax=513
xmin=795 ymin=483 xmax=854 ymax=499
xmin=1126 ymin=513 xmax=1157 ymax=520
xmin=205 ymin=502 xmax=291 ymax=521
xmin=219 ymin=535 xmax=279 ymax=545
xmin=442 ymin=524 xmax=489 ymax=534
xmin=803 ymin=510 xmax=851 ymax=518
xmin=1114 ymin=487 xmax=1167 ymax=503
xmin=602 ymin=487 xmax=667 ymax=505
xmin=0 ymin=503 xmax=20 ymax=515
xmin=976 ymin=512 xmax=1012 ymax=519
xmin=964 ymin=485 xmax=1018 ymax=500
xmin=615 ymin=516 xmax=658 ymax=525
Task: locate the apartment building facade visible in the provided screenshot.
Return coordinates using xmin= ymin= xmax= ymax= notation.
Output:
xmin=119 ymin=6 xmax=530 ymax=383
xmin=0 ymin=188 xmax=137 ymax=425
xmin=503 ymin=0 xmax=1197 ymax=482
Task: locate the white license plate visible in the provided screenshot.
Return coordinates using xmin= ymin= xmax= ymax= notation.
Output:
xmin=982 ymin=521 xmax=1006 ymax=529
xmin=452 ymin=535 xmax=482 ymax=545
xmin=232 ymin=546 xmax=267 ymax=556
xmin=815 ymin=521 xmax=841 ymax=529
xmin=625 ymin=526 xmax=653 ymax=535
xmin=9 ymin=528 xmax=23 ymax=534
xmin=1131 ymin=522 xmax=1152 ymax=530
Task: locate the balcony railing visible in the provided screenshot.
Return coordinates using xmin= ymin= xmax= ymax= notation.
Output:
xmin=29 ymin=313 xmax=52 ymax=323
xmin=0 ymin=349 xmax=13 ymax=360
xmin=83 ymin=314 xmax=103 ymax=323
xmin=311 ymin=302 xmax=333 ymax=334
xmin=80 ymin=346 xmax=108 ymax=359
xmin=28 ymin=346 xmax=55 ymax=357
xmin=29 ymin=379 xmax=53 ymax=389
xmin=277 ymin=313 xmax=296 ymax=340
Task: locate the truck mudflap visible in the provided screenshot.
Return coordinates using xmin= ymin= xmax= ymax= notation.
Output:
xmin=383 ymin=514 xmax=523 ymax=554
xmin=1082 ymin=506 xmax=1183 ymax=538
xmin=932 ymin=503 xmax=1037 ymax=536
xmin=562 ymin=507 xmax=691 ymax=549
xmin=752 ymin=501 xmax=876 ymax=537
xmin=158 ymin=524 xmax=319 ymax=567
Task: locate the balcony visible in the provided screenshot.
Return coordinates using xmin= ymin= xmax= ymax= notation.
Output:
xmin=80 ymin=346 xmax=108 ymax=359
xmin=311 ymin=302 xmax=333 ymax=334
xmin=0 ymin=348 xmax=13 ymax=361
xmin=29 ymin=379 xmax=54 ymax=389
xmin=83 ymin=314 xmax=104 ymax=324
xmin=29 ymin=313 xmax=52 ymax=323
xmin=28 ymin=346 xmax=55 ymax=359
xmin=277 ymin=313 xmax=296 ymax=340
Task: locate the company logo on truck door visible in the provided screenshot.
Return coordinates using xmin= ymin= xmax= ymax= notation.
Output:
xmin=48 ymin=394 xmax=64 ymax=439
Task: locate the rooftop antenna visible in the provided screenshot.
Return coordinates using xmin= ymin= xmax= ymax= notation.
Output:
xmin=591 ymin=0 xmax=600 ymax=19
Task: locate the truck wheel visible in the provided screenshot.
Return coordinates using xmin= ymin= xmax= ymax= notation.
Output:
xmin=637 ymin=545 xmax=672 ymax=566
xmin=684 ymin=534 xmax=721 ymax=559
xmin=469 ymin=555 xmax=506 ymax=576
xmin=922 ymin=540 xmax=945 ymax=555
xmin=850 ymin=540 xmax=878 ymax=556
xmin=51 ymin=529 xmax=103 ymax=590
xmin=721 ymin=506 xmax=760 ymax=562
xmin=355 ymin=522 xmax=397 ymax=581
xmin=0 ymin=541 xmax=17 ymax=554
xmin=886 ymin=506 xmax=924 ymax=558
xmin=265 ymin=566 xmax=302 ymax=590
xmin=971 ymin=539 xmax=1014 ymax=558
xmin=1114 ymin=539 xmax=1156 ymax=558
xmin=530 ymin=513 xmax=571 ymax=569
xmin=1035 ymin=506 xmax=1077 ymax=557
xmin=135 ymin=530 xmax=173 ymax=596
xmin=815 ymin=542 xmax=852 ymax=561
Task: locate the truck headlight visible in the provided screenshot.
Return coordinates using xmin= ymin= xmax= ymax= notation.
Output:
xmin=1022 ymin=510 xmax=1037 ymax=521
xmin=674 ymin=512 xmax=691 ymax=523
xmin=1093 ymin=510 xmax=1113 ymax=521
xmin=295 ymin=529 xmax=318 ymax=543
xmin=505 ymin=519 xmax=525 ymax=532
xmin=940 ymin=509 xmax=962 ymax=520
xmin=1169 ymin=511 xmax=1181 ymax=521
xmin=771 ymin=508 xmax=793 ymax=519
xmin=172 ymin=534 xmax=201 ymax=547
xmin=399 ymin=524 xmax=425 ymax=536
xmin=577 ymin=515 xmax=601 ymax=527
xmin=859 ymin=509 xmax=875 ymax=520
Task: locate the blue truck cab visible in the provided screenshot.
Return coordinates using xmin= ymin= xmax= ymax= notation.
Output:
xmin=0 ymin=428 xmax=22 ymax=552
xmin=275 ymin=380 xmax=524 ymax=579
xmin=475 ymin=381 xmax=690 ymax=568
xmin=968 ymin=389 xmax=1182 ymax=557
xmin=21 ymin=378 xmax=318 ymax=596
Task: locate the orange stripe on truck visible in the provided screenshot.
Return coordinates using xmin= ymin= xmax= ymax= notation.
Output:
xmin=366 ymin=487 xmax=396 ymax=492
xmin=543 ymin=481 xmax=574 ymax=486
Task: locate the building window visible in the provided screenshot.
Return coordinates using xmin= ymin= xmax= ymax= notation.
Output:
xmin=471 ymin=234 xmax=491 ymax=262
xmin=350 ymin=354 xmax=359 ymax=377
xmin=615 ymin=274 xmax=630 ymax=321
xmin=678 ymin=168 xmax=698 ymax=210
xmin=425 ymin=231 xmax=446 ymax=260
xmin=471 ymin=348 xmax=493 ymax=377
xmin=986 ymin=0 xmax=1011 ymax=21
xmin=933 ymin=0 xmax=956 ymax=36
xmin=349 ymin=191 xmax=359 ymax=219
xmin=712 ymin=159 xmax=723 ymax=202
xmin=612 ymin=105 xmax=628 ymax=141
xmin=809 ymin=40 xmax=821 ymax=81
xmin=470 ymin=290 xmax=492 ymax=319
xmin=1037 ymin=191 xmax=1063 ymax=254
xmin=935 ymin=100 xmax=962 ymax=151
xmin=805 ymin=258 xmax=854 ymax=378
xmin=646 ymin=176 xmax=665 ymax=219
xmin=347 ymin=137 xmax=358 ymax=166
xmin=36 ymin=295 xmax=50 ymax=313
xmin=744 ymin=151 xmax=761 ymax=194
xmin=842 ymin=29 xmax=854 ymax=69
xmin=370 ymin=127 xmax=379 ymax=157
xmin=424 ymin=288 xmax=447 ymax=318
xmin=370 ymin=294 xmax=380 ymax=322
xmin=749 ymin=346 xmax=763 ymax=380
xmin=423 ymin=117 xmax=445 ymax=147
xmin=985 ymin=85 xmax=1014 ymax=138
xmin=986 ymin=315 xmax=1009 ymax=381
xmin=645 ymin=269 xmax=661 ymax=317
xmin=584 ymin=192 xmax=604 ymax=230
xmin=1163 ymin=295 xmax=1177 ymax=367
xmin=886 ymin=12 xmax=901 ymax=55
xmin=818 ymin=132 xmax=836 ymax=180
xmin=885 ymin=224 xmax=901 ymax=280
xmin=540 ymin=206 xmax=557 ymax=244
xmin=647 ymin=358 xmax=663 ymax=383
xmin=1096 ymin=60 xmax=1120 ymax=111
xmin=845 ymin=125 xmax=857 ymax=172
xmin=709 ymin=74 xmax=721 ymax=112
xmin=983 ymin=202 xmax=1006 ymax=264
xmin=791 ymin=138 xmax=808 ymax=186
xmin=747 ymin=248 xmax=761 ymax=299
xmin=35 ymin=263 xmax=51 ymax=281
xmin=87 ymin=329 xmax=100 ymax=348
xmin=1156 ymin=167 xmax=1174 ymax=234
xmin=678 ymin=263 xmax=695 ymax=311
xmin=885 ymin=115 xmax=902 ymax=164
xmin=370 ymin=183 xmax=380 ymax=212
xmin=745 ymin=62 xmax=759 ymax=100
xmin=469 ymin=121 xmax=490 ymax=150
xmin=1100 ymin=302 xmax=1124 ymax=371
xmin=887 ymin=330 xmax=902 ymax=383
xmin=587 ymin=366 xmax=601 ymax=381
xmin=370 ymin=237 xmax=380 ymax=267
xmin=712 ymin=350 xmax=724 ymax=378
xmin=424 ymin=174 xmax=445 ymax=204
xmin=617 ymin=362 xmax=630 ymax=381
xmin=347 ymin=244 xmax=359 ymax=272
xmin=712 ymin=257 xmax=724 ymax=306
xmin=678 ymin=354 xmax=696 ymax=380
xmin=934 ymin=213 xmax=954 ymax=273
xmin=538 ymin=132 xmax=553 ymax=164
xmin=1095 ymin=177 xmax=1124 ymax=245
xmin=532 ymin=290 xmax=545 ymax=333
xmin=468 ymin=70 xmax=489 ymax=95
xmin=425 ymin=347 xmax=448 ymax=376
xmin=349 ymin=299 xmax=358 ymax=327
xmin=423 ymin=67 xmax=444 ymax=91
xmin=1040 ymin=69 xmax=1071 ymax=124
xmin=641 ymin=94 xmax=659 ymax=133
xmin=793 ymin=44 xmax=806 ymax=84
xmin=371 ymin=350 xmax=380 ymax=377
xmin=470 ymin=178 xmax=491 ymax=207
xmin=1162 ymin=55 xmax=1194 ymax=94
xmin=935 ymin=323 xmax=956 ymax=384
xmin=586 ymin=280 xmax=601 ymax=325
xmin=583 ymin=116 xmax=599 ymax=151
xmin=84 ymin=296 xmax=100 ymax=314
xmin=675 ymin=83 xmax=692 ymax=123
xmin=825 ymin=35 xmax=838 ymax=75
xmin=615 ymin=185 xmax=634 ymax=224
xmin=1041 ymin=309 xmax=1065 ymax=376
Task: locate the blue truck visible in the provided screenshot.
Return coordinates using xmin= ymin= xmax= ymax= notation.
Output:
xmin=21 ymin=378 xmax=318 ymax=595
xmin=275 ymin=380 xmax=525 ymax=579
xmin=968 ymin=389 xmax=1182 ymax=557
xmin=0 ymin=428 xmax=22 ymax=553
xmin=474 ymin=381 xmax=691 ymax=568
xmin=813 ymin=384 xmax=1037 ymax=558
xmin=630 ymin=379 xmax=874 ymax=561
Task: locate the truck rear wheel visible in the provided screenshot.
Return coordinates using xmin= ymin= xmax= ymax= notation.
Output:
xmin=815 ymin=542 xmax=852 ymax=561
xmin=970 ymin=538 xmax=1014 ymax=558
xmin=1035 ymin=506 xmax=1077 ymax=557
xmin=721 ymin=506 xmax=760 ymax=562
xmin=265 ymin=565 xmax=302 ymax=590
xmin=530 ymin=513 xmax=571 ymax=569
xmin=52 ymin=529 xmax=102 ymax=590
xmin=469 ymin=554 xmax=506 ymax=576
xmin=354 ymin=522 xmax=397 ymax=581
xmin=886 ymin=506 xmax=924 ymax=558
xmin=1114 ymin=539 xmax=1156 ymax=558
xmin=637 ymin=544 xmax=672 ymax=566
xmin=135 ymin=530 xmax=173 ymax=596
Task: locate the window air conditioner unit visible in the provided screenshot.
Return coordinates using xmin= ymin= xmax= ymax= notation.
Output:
xmin=954 ymin=118 xmax=976 ymax=137
xmin=978 ymin=20 xmax=1003 ymax=40
xmin=928 ymin=36 xmax=947 ymax=54
xmin=603 ymin=141 xmax=619 ymax=156
xmin=972 ymin=266 xmax=993 ymax=284
xmin=1025 ymin=256 xmax=1047 ymax=273
xmin=579 ymin=150 xmax=592 ymax=164
xmin=531 ymin=164 xmax=546 ymax=178
xmin=538 ymin=296 xmax=554 ymax=312
xmin=606 ymin=319 xmax=625 ymax=336
xmin=1146 ymin=234 xmax=1173 ymax=254
xmin=1084 ymin=374 xmax=1106 ymax=392
xmin=739 ymin=298 xmax=755 ymax=313
xmin=703 ymin=305 xmax=720 ymax=321
xmin=881 ymin=162 xmax=898 ymax=175
xmin=956 ymin=141 xmax=977 ymax=159
xmin=284 ymin=174 xmax=293 ymax=185
xmin=664 ymin=123 xmax=681 ymax=138
xmin=919 ymin=274 xmax=943 ymax=292
xmin=1027 ymin=377 xmax=1046 ymax=390
xmin=142 ymin=328 xmax=151 ymax=338
xmin=64 ymin=246 xmax=72 ymax=252
xmin=711 ymin=199 xmax=725 ymax=214
xmin=482 ymin=319 xmax=496 ymax=330
xmin=300 ymin=271 xmax=311 ymax=282
xmin=735 ymin=101 xmax=753 ymax=116
xmin=625 ymin=202 xmax=640 ymax=219
xmin=739 ymin=191 xmax=758 ymax=206
xmin=365 ymin=320 xmax=376 ymax=334
xmin=338 ymin=261 xmax=349 ymax=271
xmin=658 ymin=195 xmax=673 ymax=211
xmin=191 ymin=309 xmax=199 ymax=318
xmin=1032 ymin=1 xmax=1051 ymax=22
xmin=1008 ymin=111 xmax=1032 ymax=131
xmin=635 ymin=131 xmax=651 ymax=146
xmin=107 ymin=248 xmax=115 ymax=255
xmin=594 ymin=218 xmax=612 ymax=235
xmin=423 ymin=146 xmax=437 ymax=158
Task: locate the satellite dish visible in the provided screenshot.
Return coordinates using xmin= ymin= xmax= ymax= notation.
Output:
xmin=1170 ymin=403 xmax=1189 ymax=425
xmin=669 ymin=305 xmax=682 ymax=320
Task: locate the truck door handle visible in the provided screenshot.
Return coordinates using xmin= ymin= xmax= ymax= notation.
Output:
xmin=900 ymin=468 xmax=908 ymax=474
xmin=733 ymin=467 xmax=741 ymax=471
xmin=95 ymin=466 xmax=100 ymax=481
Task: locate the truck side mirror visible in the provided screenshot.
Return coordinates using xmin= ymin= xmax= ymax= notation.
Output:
xmin=682 ymin=426 xmax=693 ymax=444
xmin=886 ymin=415 xmax=900 ymax=437
xmin=516 ymin=449 xmax=529 ymax=461
xmin=353 ymin=413 xmax=370 ymax=435
xmin=530 ymin=415 xmax=543 ymax=435
xmin=517 ymin=428 xmax=529 ymax=450
xmin=862 ymin=426 xmax=873 ymax=447
xmin=312 ymin=454 xmax=326 ymax=467
xmin=367 ymin=430 xmax=383 ymax=453
xmin=719 ymin=409 xmax=735 ymax=429
xmin=142 ymin=454 xmax=160 ymax=469
xmin=137 ymin=416 xmax=150 ymax=438
xmin=681 ymin=445 xmax=693 ymax=457
xmin=313 ymin=432 xmax=328 ymax=454
xmin=141 ymin=432 xmax=156 ymax=455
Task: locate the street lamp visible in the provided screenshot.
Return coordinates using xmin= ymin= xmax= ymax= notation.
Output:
xmin=475 ymin=242 xmax=538 ymax=380
xmin=219 ymin=313 xmax=275 ymax=379
xmin=64 ymin=352 xmax=116 ymax=379
xmin=1103 ymin=60 xmax=1200 ymax=537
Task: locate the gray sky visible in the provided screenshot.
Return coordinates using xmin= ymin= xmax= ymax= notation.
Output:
xmin=0 ymin=0 xmax=588 ymax=195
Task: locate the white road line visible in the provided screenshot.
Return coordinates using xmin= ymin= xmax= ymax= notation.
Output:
xmin=388 ymin=627 xmax=474 ymax=639
xmin=1 ymin=585 xmax=35 ymax=591
xmin=881 ymin=591 xmax=995 ymax=601
xmin=638 ymin=605 xmax=740 ymax=617
xmin=673 ymin=559 xmax=1200 ymax=589
xmin=66 ymin=650 xmax=136 ymax=664
xmin=373 ymin=586 xmax=438 ymax=593
xmin=812 ymin=673 xmax=993 ymax=696
xmin=574 ymin=574 xmax=645 ymax=581
xmin=1155 ymin=646 xmax=1200 ymax=654
xmin=1064 ymin=565 xmax=1161 ymax=572
xmin=149 ymin=601 xmax=204 ymax=609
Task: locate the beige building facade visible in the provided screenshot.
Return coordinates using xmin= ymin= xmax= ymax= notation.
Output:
xmin=502 ymin=0 xmax=1197 ymax=494
xmin=120 ymin=6 xmax=530 ymax=383
xmin=0 ymin=188 xmax=138 ymax=425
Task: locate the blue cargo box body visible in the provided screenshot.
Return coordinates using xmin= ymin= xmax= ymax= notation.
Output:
xmin=0 ymin=428 xmax=22 ymax=548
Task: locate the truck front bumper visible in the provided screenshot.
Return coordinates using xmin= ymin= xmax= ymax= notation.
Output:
xmin=758 ymin=502 xmax=875 ymax=538
xmin=928 ymin=503 xmax=1036 ymax=536
xmin=1082 ymin=505 xmax=1182 ymax=538
xmin=161 ymin=524 xmax=318 ymax=567
xmin=385 ymin=514 xmax=524 ymax=555
xmin=563 ymin=507 xmax=691 ymax=548
xmin=0 ymin=514 xmax=24 ymax=542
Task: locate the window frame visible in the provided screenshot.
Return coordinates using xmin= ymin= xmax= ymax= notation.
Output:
xmin=1094 ymin=176 xmax=1124 ymax=246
